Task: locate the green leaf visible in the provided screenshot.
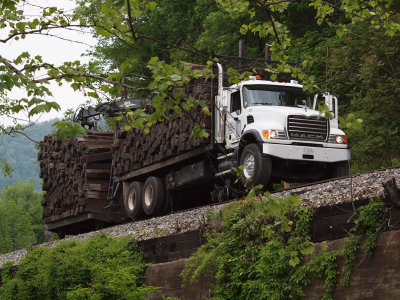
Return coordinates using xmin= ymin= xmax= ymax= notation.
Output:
xmin=289 ymin=257 xmax=300 ymax=267
xmin=148 ymin=2 xmax=157 ymax=10
xmin=202 ymin=106 xmax=211 ymax=116
xmin=300 ymin=246 xmax=315 ymax=255
xmin=71 ymin=83 xmax=80 ymax=91
xmin=87 ymin=92 xmax=99 ymax=99
xmin=28 ymin=102 xmax=60 ymax=116
xmin=170 ymin=74 xmax=182 ymax=81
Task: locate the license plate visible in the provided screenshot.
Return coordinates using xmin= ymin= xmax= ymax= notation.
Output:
xmin=303 ymin=147 xmax=314 ymax=154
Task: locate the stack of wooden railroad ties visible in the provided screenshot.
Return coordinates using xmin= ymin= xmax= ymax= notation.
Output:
xmin=112 ymin=79 xmax=212 ymax=176
xmin=38 ymin=131 xmax=125 ymax=229
xmin=38 ymin=79 xmax=213 ymax=234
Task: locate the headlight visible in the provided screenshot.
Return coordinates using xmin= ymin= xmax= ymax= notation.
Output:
xmin=329 ymin=134 xmax=347 ymax=144
xmin=270 ymin=130 xmax=279 ymax=139
xmin=262 ymin=130 xmax=286 ymax=139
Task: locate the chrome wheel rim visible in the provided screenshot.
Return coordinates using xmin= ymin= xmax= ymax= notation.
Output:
xmin=144 ymin=185 xmax=153 ymax=207
xmin=127 ymin=189 xmax=136 ymax=211
xmin=243 ymin=154 xmax=255 ymax=179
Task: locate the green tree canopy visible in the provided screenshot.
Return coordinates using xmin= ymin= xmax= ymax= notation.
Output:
xmin=0 ymin=179 xmax=44 ymax=254
xmin=0 ymin=0 xmax=399 ymax=171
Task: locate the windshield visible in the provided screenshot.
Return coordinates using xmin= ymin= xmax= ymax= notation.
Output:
xmin=242 ymin=85 xmax=311 ymax=108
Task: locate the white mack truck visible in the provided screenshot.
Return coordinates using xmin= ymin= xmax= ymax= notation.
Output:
xmin=115 ymin=63 xmax=351 ymax=217
xmin=59 ymin=62 xmax=351 ymax=228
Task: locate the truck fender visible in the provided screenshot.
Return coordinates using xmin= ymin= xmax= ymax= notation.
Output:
xmin=238 ymin=129 xmax=263 ymax=158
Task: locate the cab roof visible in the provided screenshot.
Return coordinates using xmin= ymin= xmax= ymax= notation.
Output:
xmin=230 ymin=79 xmax=303 ymax=90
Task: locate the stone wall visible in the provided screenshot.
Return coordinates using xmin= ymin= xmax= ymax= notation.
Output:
xmin=145 ymin=259 xmax=212 ymax=300
xmin=144 ymin=229 xmax=400 ymax=300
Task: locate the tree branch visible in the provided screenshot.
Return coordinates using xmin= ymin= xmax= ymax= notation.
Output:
xmin=126 ymin=0 xmax=138 ymax=42
xmin=266 ymin=10 xmax=282 ymax=48
xmin=33 ymin=72 xmax=152 ymax=92
xmin=255 ymin=0 xmax=294 ymax=9
xmin=7 ymin=130 xmax=40 ymax=144
xmin=0 ymin=55 xmax=25 ymax=77
xmin=1 ymin=53 xmax=151 ymax=93
xmin=136 ymin=33 xmax=210 ymax=60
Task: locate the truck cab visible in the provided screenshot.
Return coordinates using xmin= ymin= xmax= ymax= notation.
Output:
xmin=215 ymin=64 xmax=350 ymax=188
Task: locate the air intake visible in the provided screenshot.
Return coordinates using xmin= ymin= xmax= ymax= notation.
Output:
xmin=287 ymin=115 xmax=328 ymax=141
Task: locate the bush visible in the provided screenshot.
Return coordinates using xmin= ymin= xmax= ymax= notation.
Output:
xmin=0 ymin=234 xmax=157 ymax=300
xmin=182 ymin=192 xmax=387 ymax=300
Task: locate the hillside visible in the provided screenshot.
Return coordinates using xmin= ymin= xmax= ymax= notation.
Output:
xmin=0 ymin=119 xmax=57 ymax=191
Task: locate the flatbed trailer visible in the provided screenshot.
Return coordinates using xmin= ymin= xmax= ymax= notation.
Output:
xmin=46 ymin=211 xmax=126 ymax=237
xmin=45 ymin=145 xmax=216 ymax=236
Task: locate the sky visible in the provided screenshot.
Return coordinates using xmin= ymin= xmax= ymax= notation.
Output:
xmin=0 ymin=0 xmax=96 ymax=126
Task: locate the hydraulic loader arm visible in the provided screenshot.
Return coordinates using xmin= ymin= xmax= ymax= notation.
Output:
xmin=73 ymin=98 xmax=149 ymax=129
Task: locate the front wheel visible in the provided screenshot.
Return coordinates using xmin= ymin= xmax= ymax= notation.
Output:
xmin=239 ymin=143 xmax=272 ymax=190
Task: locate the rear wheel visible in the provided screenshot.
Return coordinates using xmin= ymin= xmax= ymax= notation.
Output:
xmin=142 ymin=176 xmax=165 ymax=216
xmin=240 ymin=143 xmax=272 ymax=189
xmin=124 ymin=181 xmax=144 ymax=220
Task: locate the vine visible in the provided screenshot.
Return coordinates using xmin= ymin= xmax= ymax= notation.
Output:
xmin=182 ymin=194 xmax=387 ymax=299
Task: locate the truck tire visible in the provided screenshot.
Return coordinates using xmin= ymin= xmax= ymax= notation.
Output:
xmin=142 ymin=176 xmax=165 ymax=216
xmin=240 ymin=143 xmax=272 ymax=189
xmin=124 ymin=181 xmax=144 ymax=220
xmin=330 ymin=161 xmax=350 ymax=179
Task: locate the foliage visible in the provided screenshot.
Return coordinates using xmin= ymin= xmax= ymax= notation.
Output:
xmin=0 ymin=179 xmax=44 ymax=254
xmin=328 ymin=23 xmax=400 ymax=172
xmin=0 ymin=1 xmax=399 ymax=171
xmin=349 ymin=197 xmax=387 ymax=256
xmin=0 ymin=0 xmax=396 ymax=124
xmin=52 ymin=120 xmax=87 ymax=140
xmin=0 ymin=160 xmax=13 ymax=178
xmin=182 ymin=193 xmax=315 ymax=299
xmin=0 ymin=234 xmax=157 ymax=300
xmin=1 ymin=262 xmax=14 ymax=284
xmin=182 ymin=194 xmax=387 ymax=299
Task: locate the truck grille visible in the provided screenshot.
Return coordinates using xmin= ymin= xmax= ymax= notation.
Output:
xmin=287 ymin=115 xmax=328 ymax=141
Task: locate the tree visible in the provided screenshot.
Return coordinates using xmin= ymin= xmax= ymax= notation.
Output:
xmin=323 ymin=22 xmax=400 ymax=171
xmin=0 ymin=179 xmax=44 ymax=254
xmin=0 ymin=0 xmax=399 ymax=169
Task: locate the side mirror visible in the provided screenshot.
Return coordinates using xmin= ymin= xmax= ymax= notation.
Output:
xmin=313 ymin=92 xmax=338 ymax=120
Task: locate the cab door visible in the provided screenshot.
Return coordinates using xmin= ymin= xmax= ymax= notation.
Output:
xmin=225 ymin=90 xmax=242 ymax=149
